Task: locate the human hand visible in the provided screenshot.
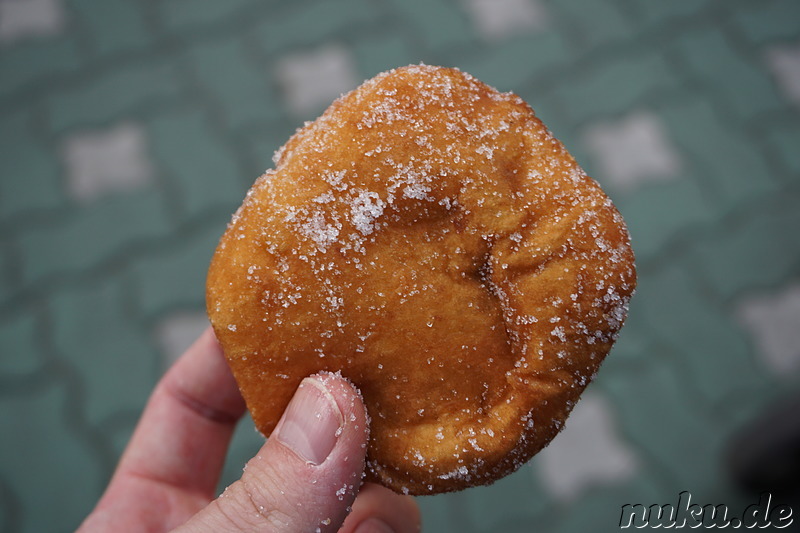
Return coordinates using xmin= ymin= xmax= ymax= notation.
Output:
xmin=78 ymin=328 xmax=421 ymax=532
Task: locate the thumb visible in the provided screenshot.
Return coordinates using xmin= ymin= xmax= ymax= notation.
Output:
xmin=174 ymin=372 xmax=369 ymax=532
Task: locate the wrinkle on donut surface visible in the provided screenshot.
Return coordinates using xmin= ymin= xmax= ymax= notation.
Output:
xmin=206 ymin=65 xmax=637 ymax=495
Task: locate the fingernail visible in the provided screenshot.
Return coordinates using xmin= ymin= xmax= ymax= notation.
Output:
xmin=354 ymin=518 xmax=395 ymax=533
xmin=275 ymin=377 xmax=343 ymax=465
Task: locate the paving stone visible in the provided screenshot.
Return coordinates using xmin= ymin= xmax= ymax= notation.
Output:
xmin=238 ymin=125 xmax=295 ymax=176
xmin=601 ymin=355 xmax=728 ymax=494
xmin=736 ymin=283 xmax=800 ymax=377
xmin=600 ymin=312 xmax=652 ymax=368
xmin=711 ymin=384 xmax=787 ymax=454
xmin=559 ymin=50 xmax=682 ymax=123
xmin=582 ymin=110 xmax=682 ymax=194
xmin=18 ymin=188 xmax=171 ymax=285
xmin=0 ymin=380 xmax=103 ymax=533
xmin=545 ymin=0 xmax=631 ymax=51
xmin=352 ymin=32 xmax=416 ymax=80
xmin=0 ymin=308 xmax=44 ymax=378
xmin=416 ymin=495 xmax=459 ymax=533
xmin=70 ymin=0 xmax=148 ymax=55
xmin=156 ymin=0 xmax=254 ymax=33
xmin=130 ymin=222 xmax=224 ymax=318
xmin=548 ymin=476 xmax=664 ymax=533
xmin=0 ymin=486 xmax=12 ymax=533
xmin=461 ymin=0 xmax=549 ymax=42
xmin=459 ymin=465 xmax=549 ymax=531
xmin=2 ymin=1 xmax=799 ymax=532
xmin=50 ymin=277 xmax=158 ymax=425
xmin=456 ymin=31 xmax=570 ymax=93
xmin=659 ymin=96 xmax=778 ymax=212
xmin=433 ymin=491 xmax=482 ymax=533
xmin=0 ymin=109 xmax=63 ymax=219
xmin=147 ymin=108 xmax=246 ymax=217
xmin=766 ymin=42 xmax=800 ymax=108
xmin=187 ymin=36 xmax=282 ymax=130
xmin=635 ymin=261 xmax=768 ymax=405
xmin=0 ymin=242 xmax=13 ymax=305
xmin=0 ymin=0 xmax=65 ymax=43
xmin=47 ymin=59 xmax=185 ymax=133
xmin=614 ymin=177 xmax=714 ymax=262
xmin=519 ymin=89 xmax=565 ymax=136
xmin=62 ymin=122 xmax=154 ymax=204
xmin=537 ymin=391 xmax=638 ymax=502
xmin=690 ymin=196 xmax=800 ymax=300
xmin=154 ymin=309 xmax=208 ymax=369
xmin=766 ymin=120 xmax=800 ymax=176
xmin=0 ymin=33 xmax=81 ymax=100
xmin=252 ymin=0 xmax=382 ymax=55
xmin=627 ymin=0 xmax=710 ymax=27
xmin=67 ymin=0 xmax=150 ymax=56
xmin=275 ymin=43 xmax=359 ymax=117
xmin=672 ymin=27 xmax=784 ymax=120
xmin=383 ymin=0 xmax=473 ymax=52
xmin=543 ymin=117 xmax=588 ymax=166
xmin=731 ymin=0 xmax=800 ymax=46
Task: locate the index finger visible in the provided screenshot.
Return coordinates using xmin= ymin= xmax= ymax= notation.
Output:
xmin=115 ymin=326 xmax=247 ymax=497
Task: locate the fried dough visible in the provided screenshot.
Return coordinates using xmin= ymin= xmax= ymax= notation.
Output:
xmin=206 ymin=65 xmax=636 ymax=495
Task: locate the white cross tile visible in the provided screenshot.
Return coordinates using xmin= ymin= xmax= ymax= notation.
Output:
xmin=0 ymin=0 xmax=64 ymax=43
xmin=583 ymin=111 xmax=682 ymax=193
xmin=737 ymin=283 xmax=800 ymax=376
xmin=62 ymin=122 xmax=154 ymax=204
xmin=155 ymin=311 xmax=210 ymax=369
xmin=462 ymin=0 xmax=548 ymax=41
xmin=536 ymin=391 xmax=638 ymax=502
xmin=767 ymin=43 xmax=800 ymax=107
xmin=276 ymin=43 xmax=359 ymax=116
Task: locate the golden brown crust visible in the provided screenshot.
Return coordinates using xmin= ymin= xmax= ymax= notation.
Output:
xmin=206 ymin=65 xmax=636 ymax=495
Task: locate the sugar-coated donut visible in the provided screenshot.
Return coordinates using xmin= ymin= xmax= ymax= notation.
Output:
xmin=206 ymin=65 xmax=636 ymax=495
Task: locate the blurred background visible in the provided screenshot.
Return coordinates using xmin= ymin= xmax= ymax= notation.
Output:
xmin=1 ymin=0 xmax=799 ymax=531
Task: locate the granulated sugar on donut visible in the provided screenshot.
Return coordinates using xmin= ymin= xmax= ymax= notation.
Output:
xmin=206 ymin=65 xmax=637 ymax=495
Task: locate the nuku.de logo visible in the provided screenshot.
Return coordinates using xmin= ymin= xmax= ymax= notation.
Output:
xmin=619 ymin=491 xmax=793 ymax=529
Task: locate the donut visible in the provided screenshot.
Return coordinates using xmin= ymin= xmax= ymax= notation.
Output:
xmin=206 ymin=65 xmax=636 ymax=495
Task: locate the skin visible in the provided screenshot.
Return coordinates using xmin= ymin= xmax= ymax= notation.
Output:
xmin=78 ymin=327 xmax=421 ymax=533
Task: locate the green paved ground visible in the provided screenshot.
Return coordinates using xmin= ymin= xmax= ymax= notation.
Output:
xmin=1 ymin=0 xmax=799 ymax=531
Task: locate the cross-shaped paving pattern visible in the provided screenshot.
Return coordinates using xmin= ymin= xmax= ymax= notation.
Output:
xmin=1 ymin=0 xmax=799 ymax=531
